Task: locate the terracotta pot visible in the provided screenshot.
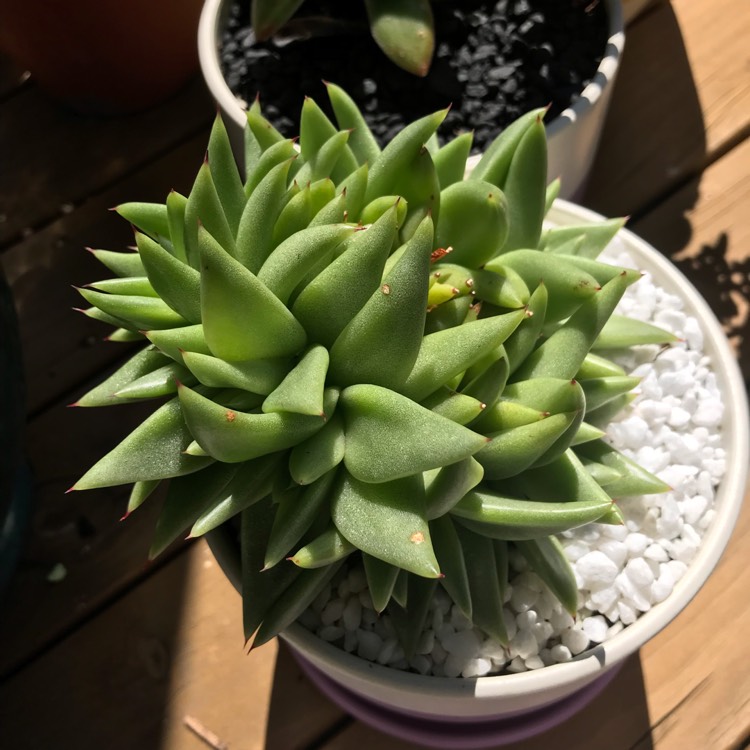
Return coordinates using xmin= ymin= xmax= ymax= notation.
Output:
xmin=198 ymin=0 xmax=625 ymax=199
xmin=0 ymin=0 xmax=203 ymax=115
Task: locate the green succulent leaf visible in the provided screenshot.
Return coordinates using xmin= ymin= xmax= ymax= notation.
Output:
xmin=288 ymin=410 xmax=346 ymax=485
xmin=326 ymin=83 xmax=381 ymax=167
xmin=116 ymin=202 xmax=170 ymax=241
xmin=454 ymin=523 xmax=507 ymax=644
xmin=451 ymin=489 xmax=613 ymax=540
xmin=328 ymin=215 xmax=433 ymax=390
xmin=340 ymin=384 xmax=488 ymax=484
xmin=331 ymin=471 xmax=440 ymax=578
xmin=208 ymin=114 xmax=246 ymax=234
xmin=75 ymin=346 xmax=170 ymax=407
xmin=125 ymin=479 xmax=160 ymax=517
xmin=434 ymin=131 xmax=473 ymax=188
xmin=430 ymin=514 xmax=472 ymax=619
xmin=199 ymin=226 xmax=307 ymax=361
xmin=264 ymin=468 xmax=336 ymax=569
xmin=181 ymin=350 xmax=287 ymax=394
xmin=516 ymin=537 xmax=578 ymax=616
xmin=191 ymin=453 xmax=283 ymax=537
xmin=388 ymin=575 xmax=438 ymax=659
xmin=177 ymin=383 xmax=335 ymax=463
xmin=365 ymin=0 xmax=435 ymax=76
xmin=290 ymin=524 xmax=356 ymax=569
xmin=593 ymin=314 xmax=680 ymax=349
xmin=89 ymin=248 xmax=146 ymax=278
xmin=73 ymin=398 xmax=213 ymax=489
xmin=362 ymin=554 xmax=401 ymax=613
xmin=262 ymin=345 xmax=329 ymax=416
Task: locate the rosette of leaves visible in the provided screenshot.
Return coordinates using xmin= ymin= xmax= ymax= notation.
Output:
xmin=252 ymin=0 xmax=435 ymax=77
xmin=72 ymin=84 xmax=675 ymax=655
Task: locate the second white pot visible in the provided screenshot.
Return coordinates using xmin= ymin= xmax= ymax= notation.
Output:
xmin=198 ymin=0 xmax=625 ymax=199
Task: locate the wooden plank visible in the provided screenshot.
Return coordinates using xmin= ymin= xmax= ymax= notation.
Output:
xmin=0 ymin=395 xmax=172 ymax=677
xmin=0 ymin=542 xmax=345 ymax=750
xmin=582 ymin=0 xmax=750 ymax=217
xmin=1 ymin=131 xmax=210 ymax=415
xmin=0 ymin=76 xmax=212 ymax=247
xmin=632 ymin=135 xmax=750 ymax=380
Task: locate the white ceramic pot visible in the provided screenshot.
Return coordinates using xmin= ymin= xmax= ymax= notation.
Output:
xmin=198 ymin=0 xmax=625 ymax=199
xmin=207 ymin=199 xmax=749 ymax=726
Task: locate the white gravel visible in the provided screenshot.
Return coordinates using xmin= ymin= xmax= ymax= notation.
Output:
xmin=300 ymin=235 xmax=727 ymax=677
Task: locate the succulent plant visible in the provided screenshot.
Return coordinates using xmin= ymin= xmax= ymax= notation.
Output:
xmin=251 ymin=0 xmax=436 ymax=77
xmin=72 ymin=84 xmax=675 ymax=655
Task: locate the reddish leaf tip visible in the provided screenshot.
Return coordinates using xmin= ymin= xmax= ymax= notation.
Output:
xmin=64 ymin=485 xmax=77 ymax=494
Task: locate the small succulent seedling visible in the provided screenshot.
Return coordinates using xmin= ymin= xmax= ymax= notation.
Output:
xmin=72 ymin=84 xmax=674 ymax=655
xmin=252 ymin=0 xmax=436 ymax=77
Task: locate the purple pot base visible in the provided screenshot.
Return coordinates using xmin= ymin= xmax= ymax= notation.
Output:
xmin=294 ymin=654 xmax=623 ymax=749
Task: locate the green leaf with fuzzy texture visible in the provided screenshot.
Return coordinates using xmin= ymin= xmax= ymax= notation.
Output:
xmin=499 ymin=116 xmax=547 ymax=253
xmin=135 ymin=232 xmax=201 ymax=323
xmin=575 ymin=440 xmax=671 ymax=496
xmin=451 ymin=490 xmax=612 ymax=540
xmin=262 ymin=345 xmax=329 ymax=416
xmin=75 ymin=346 xmax=170 ymax=407
xmin=341 ymin=384 xmax=488 ymax=483
xmin=178 ymin=384 xmax=336 ymax=463
xmin=469 ymin=108 xmax=545 ymax=187
xmin=594 ymin=314 xmax=680 ymax=349
xmin=89 ymin=248 xmax=145 ymax=278
xmin=487 ymin=250 xmax=599 ymax=322
xmin=125 ymin=480 xmax=160 ymax=516
xmin=181 ymin=350 xmax=287 ymax=395
xmin=199 ymin=226 xmax=307 ymax=361
xmin=264 ymin=468 xmax=336 ymax=569
xmin=431 ymin=514 xmax=472 ymax=619
xmin=258 ymin=224 xmax=355 ymax=304
xmin=365 ymin=0 xmax=434 ymax=76
xmin=402 ymin=310 xmax=525 ymax=402
xmin=504 ymin=283 xmax=547 ymax=375
xmin=77 ymin=287 xmax=188 ymax=330
xmin=326 ymin=82 xmax=381 ymax=167
xmin=73 ymin=398 xmax=213 ymax=489
xmin=580 ymin=375 xmax=641 ymax=412
xmin=436 ymin=180 xmax=509 ymax=267
xmin=191 ymin=453 xmax=284 ymax=537
xmin=295 ymin=130 xmax=351 ymax=186
xmin=513 ymin=274 xmax=630 ymax=381
xmin=454 ymin=523 xmax=507 ymax=643
xmin=477 ymin=412 xmax=578 ymax=480
xmin=544 ymin=178 xmax=561 ymax=215
xmin=166 ymin=191 xmax=188 ymax=263
xmin=516 ymin=537 xmax=578 ymax=616
xmin=116 ymin=202 xmax=170 ymax=241
xmin=541 ymin=218 xmax=626 ymax=259
xmin=289 ymin=410 xmax=345 ymax=485
xmin=184 ymin=162 xmax=236 ymax=267
xmin=389 ymin=576 xmax=438 ymax=658
xmin=434 ymin=131 xmax=473 ymax=188
xmin=208 ymin=115 xmax=246 ymax=234
xmin=150 ymin=462 xmax=237 ymax=558
xmin=87 ymin=277 xmax=156 ymax=297
xmin=421 ymin=388 xmax=486 ymax=425
xmin=145 ymin=324 xmax=211 ymax=365
xmin=424 ymin=456 xmax=484 ymax=520
xmin=329 ymin=215 xmax=433 ymax=390
xmin=236 ymin=159 xmax=295 ymax=273
xmin=290 ymin=524 xmax=356 ymax=569
xmin=113 ymin=362 xmax=194 ymax=400
xmin=365 ymin=109 xmax=447 ymax=202
xmin=336 ymin=163 xmax=369 ymax=222
xmin=363 ymin=554 xmax=400 ymax=613
xmin=332 ymin=471 xmax=440 ymax=578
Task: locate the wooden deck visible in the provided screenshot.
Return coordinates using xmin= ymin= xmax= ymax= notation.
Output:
xmin=1 ymin=0 xmax=748 ymax=747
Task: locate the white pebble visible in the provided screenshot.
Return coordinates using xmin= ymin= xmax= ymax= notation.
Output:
xmin=524 ymin=656 xmax=545 ymax=670
xmin=319 ymin=625 xmax=344 ymax=642
xmin=510 ymin=585 xmax=538 ymax=612
xmin=342 ymin=597 xmax=362 ymax=631
xmin=582 ymin=616 xmax=609 ymax=643
xmin=509 ymin=630 xmax=538 ymax=659
xmin=561 ymin=628 xmax=589 ymax=655
xmin=550 ymin=644 xmax=572 ymax=662
xmin=443 ymin=653 xmax=468 ymax=678
xmin=462 ymin=658 xmax=493 ymax=678
xmin=442 ymin=630 xmax=481 ymax=660
xmin=576 ymin=551 xmax=619 ymax=586
xmin=625 ymin=557 xmax=655 ymax=587
xmin=320 ymin=600 xmax=345 ymax=625
xmin=357 ymin=630 xmax=383 ymax=661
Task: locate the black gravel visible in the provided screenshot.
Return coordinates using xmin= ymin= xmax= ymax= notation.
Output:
xmin=220 ymin=0 xmax=608 ymax=151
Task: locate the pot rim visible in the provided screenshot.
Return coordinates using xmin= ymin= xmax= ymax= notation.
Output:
xmin=198 ymin=0 xmax=625 ymax=137
xmin=207 ymin=198 xmax=749 ymax=705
